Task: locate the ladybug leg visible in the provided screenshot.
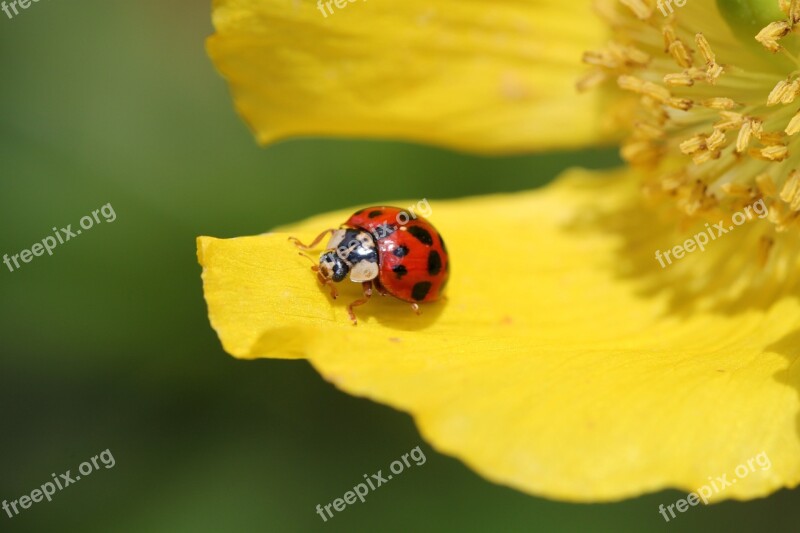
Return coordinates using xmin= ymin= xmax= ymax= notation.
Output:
xmin=289 ymin=228 xmax=335 ymax=251
xmin=410 ymin=302 xmax=421 ymax=315
xmin=347 ymin=282 xmax=373 ymax=325
xmin=316 ymin=269 xmax=339 ymax=300
xmin=373 ymin=277 xmax=389 ymax=296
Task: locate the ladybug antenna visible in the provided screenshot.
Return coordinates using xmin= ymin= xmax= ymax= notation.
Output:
xmin=288 ymin=229 xmax=335 ymax=251
xmin=297 ymin=252 xmax=318 ymax=270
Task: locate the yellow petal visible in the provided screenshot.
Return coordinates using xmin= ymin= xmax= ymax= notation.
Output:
xmin=207 ymin=0 xmax=610 ymax=154
xmin=197 ymin=169 xmax=800 ymax=501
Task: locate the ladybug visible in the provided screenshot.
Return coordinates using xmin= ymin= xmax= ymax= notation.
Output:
xmin=290 ymin=206 xmax=449 ymax=324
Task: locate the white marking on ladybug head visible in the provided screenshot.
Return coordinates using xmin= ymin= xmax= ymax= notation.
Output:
xmin=322 ymin=229 xmax=378 ymax=282
xmin=355 ymin=232 xmax=373 ymax=248
xmin=333 ymin=230 xmax=376 ymax=264
xmin=349 ymin=260 xmax=379 ymax=282
xmin=325 ymin=229 xmax=348 ymax=252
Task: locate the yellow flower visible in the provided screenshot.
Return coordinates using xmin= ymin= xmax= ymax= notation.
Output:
xmin=200 ymin=0 xmax=800 ymax=502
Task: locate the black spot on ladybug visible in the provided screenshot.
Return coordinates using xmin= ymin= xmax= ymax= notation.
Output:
xmin=372 ymin=222 xmax=396 ymax=240
xmin=411 ymin=281 xmax=432 ymax=301
xmin=438 ymin=232 xmax=447 ymax=254
xmin=368 ymin=210 xmax=383 ymax=218
xmin=427 ymin=251 xmax=442 ymax=275
xmin=392 ymin=265 xmax=408 ymax=278
xmin=353 ymin=208 xmax=365 ymax=216
xmin=393 ymin=245 xmax=409 ymax=257
xmin=407 ymin=226 xmax=433 ymax=246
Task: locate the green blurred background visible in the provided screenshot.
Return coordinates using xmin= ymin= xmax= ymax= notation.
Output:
xmin=0 ymin=1 xmax=796 ymax=531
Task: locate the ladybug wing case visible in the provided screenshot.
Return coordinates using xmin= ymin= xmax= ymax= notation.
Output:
xmin=346 ymin=206 xmax=449 ymax=303
xmin=377 ymin=221 xmax=449 ymax=303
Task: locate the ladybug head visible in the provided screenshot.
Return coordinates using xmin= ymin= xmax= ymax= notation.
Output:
xmin=319 ymin=251 xmax=349 ymax=282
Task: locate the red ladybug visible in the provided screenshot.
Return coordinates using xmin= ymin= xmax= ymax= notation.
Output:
xmin=290 ymin=206 xmax=449 ymax=324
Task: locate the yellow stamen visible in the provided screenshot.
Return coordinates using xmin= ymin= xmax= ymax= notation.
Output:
xmin=620 ymin=0 xmax=652 ymax=19
xmin=756 ymin=21 xmax=792 ymax=53
xmin=582 ymin=1 xmax=800 ymax=240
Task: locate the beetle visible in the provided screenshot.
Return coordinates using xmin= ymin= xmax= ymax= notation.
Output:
xmin=290 ymin=206 xmax=449 ymax=324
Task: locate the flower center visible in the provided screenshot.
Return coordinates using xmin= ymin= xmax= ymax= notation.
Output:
xmin=581 ymin=0 xmax=800 ymax=270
